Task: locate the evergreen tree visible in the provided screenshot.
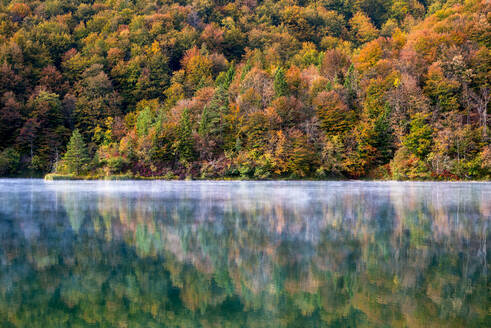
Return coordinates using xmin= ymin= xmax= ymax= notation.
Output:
xmin=62 ymin=129 xmax=90 ymax=175
xmin=343 ymin=64 xmax=358 ymax=106
xmin=372 ymin=105 xmax=395 ymax=164
xmin=199 ymin=86 xmax=228 ymax=138
xmin=274 ymin=67 xmax=288 ymax=97
xmin=174 ymin=108 xmax=195 ymax=164
xmin=199 ymin=105 xmax=212 ymax=137
xmin=216 ymin=62 xmax=235 ymax=89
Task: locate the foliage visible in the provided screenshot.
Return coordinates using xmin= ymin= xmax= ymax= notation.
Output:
xmin=0 ymin=0 xmax=487 ymax=180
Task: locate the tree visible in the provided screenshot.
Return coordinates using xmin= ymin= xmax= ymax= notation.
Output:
xmin=181 ymin=47 xmax=214 ymax=94
xmin=17 ymin=118 xmax=40 ymax=167
xmin=0 ymin=92 xmax=22 ymax=146
xmin=355 ymin=104 xmax=395 ymax=173
xmin=349 ymin=12 xmax=379 ymax=44
xmin=62 ymin=129 xmax=90 ymax=175
xmin=174 ymin=108 xmax=195 ymax=165
xmin=216 ymin=62 xmax=235 ymax=89
xmin=74 ymin=64 xmax=122 ymax=138
xmin=354 ymin=0 xmax=391 ymax=27
xmin=274 ymin=67 xmax=288 ymax=98
xmin=403 ymin=113 xmax=433 ymax=160
xmin=423 ymin=64 xmax=460 ymax=114
xmin=314 ymin=91 xmax=356 ymax=136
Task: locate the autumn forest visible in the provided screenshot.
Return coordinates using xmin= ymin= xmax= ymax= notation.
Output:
xmin=0 ymin=0 xmax=489 ymax=179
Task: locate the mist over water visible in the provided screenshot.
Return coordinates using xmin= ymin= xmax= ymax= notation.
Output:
xmin=0 ymin=179 xmax=489 ymax=327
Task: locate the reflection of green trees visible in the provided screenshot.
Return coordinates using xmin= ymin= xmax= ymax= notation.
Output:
xmin=0 ymin=183 xmax=488 ymax=327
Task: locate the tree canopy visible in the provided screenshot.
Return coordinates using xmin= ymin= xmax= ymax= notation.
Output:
xmin=0 ymin=0 xmax=488 ymax=179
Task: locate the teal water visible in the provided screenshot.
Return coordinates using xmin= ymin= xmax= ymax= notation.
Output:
xmin=0 ymin=179 xmax=489 ymax=327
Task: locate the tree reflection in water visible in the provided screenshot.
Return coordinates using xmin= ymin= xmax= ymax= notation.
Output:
xmin=0 ymin=180 xmax=488 ymax=327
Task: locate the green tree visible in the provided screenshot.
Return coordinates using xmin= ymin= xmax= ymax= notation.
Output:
xmin=174 ymin=108 xmax=195 ymax=164
xmin=274 ymin=67 xmax=288 ymax=97
xmin=62 ymin=129 xmax=90 ymax=175
xmin=403 ymin=113 xmax=433 ymax=160
xmin=199 ymin=87 xmax=228 ymax=138
xmin=136 ymin=107 xmax=156 ymax=137
xmin=216 ymin=62 xmax=235 ymax=89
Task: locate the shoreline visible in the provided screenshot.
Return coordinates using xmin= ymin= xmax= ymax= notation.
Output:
xmin=40 ymin=173 xmax=490 ymax=182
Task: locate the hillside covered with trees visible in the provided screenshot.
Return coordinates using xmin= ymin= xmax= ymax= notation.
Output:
xmin=0 ymin=0 xmax=489 ymax=179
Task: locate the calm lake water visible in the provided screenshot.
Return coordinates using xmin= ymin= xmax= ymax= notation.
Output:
xmin=0 ymin=179 xmax=489 ymax=327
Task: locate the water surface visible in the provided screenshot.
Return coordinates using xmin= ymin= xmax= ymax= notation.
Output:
xmin=0 ymin=179 xmax=489 ymax=327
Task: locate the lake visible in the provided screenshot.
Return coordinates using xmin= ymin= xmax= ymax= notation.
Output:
xmin=0 ymin=179 xmax=489 ymax=327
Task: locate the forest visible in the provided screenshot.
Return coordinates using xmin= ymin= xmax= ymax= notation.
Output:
xmin=0 ymin=0 xmax=489 ymax=179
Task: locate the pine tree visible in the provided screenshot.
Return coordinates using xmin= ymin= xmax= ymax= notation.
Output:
xmin=343 ymin=64 xmax=358 ymax=106
xmin=274 ymin=67 xmax=288 ymax=97
xmin=175 ymin=108 xmax=195 ymax=164
xmin=216 ymin=62 xmax=235 ymax=89
xmin=199 ymin=86 xmax=228 ymax=139
xmin=62 ymin=129 xmax=90 ymax=175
